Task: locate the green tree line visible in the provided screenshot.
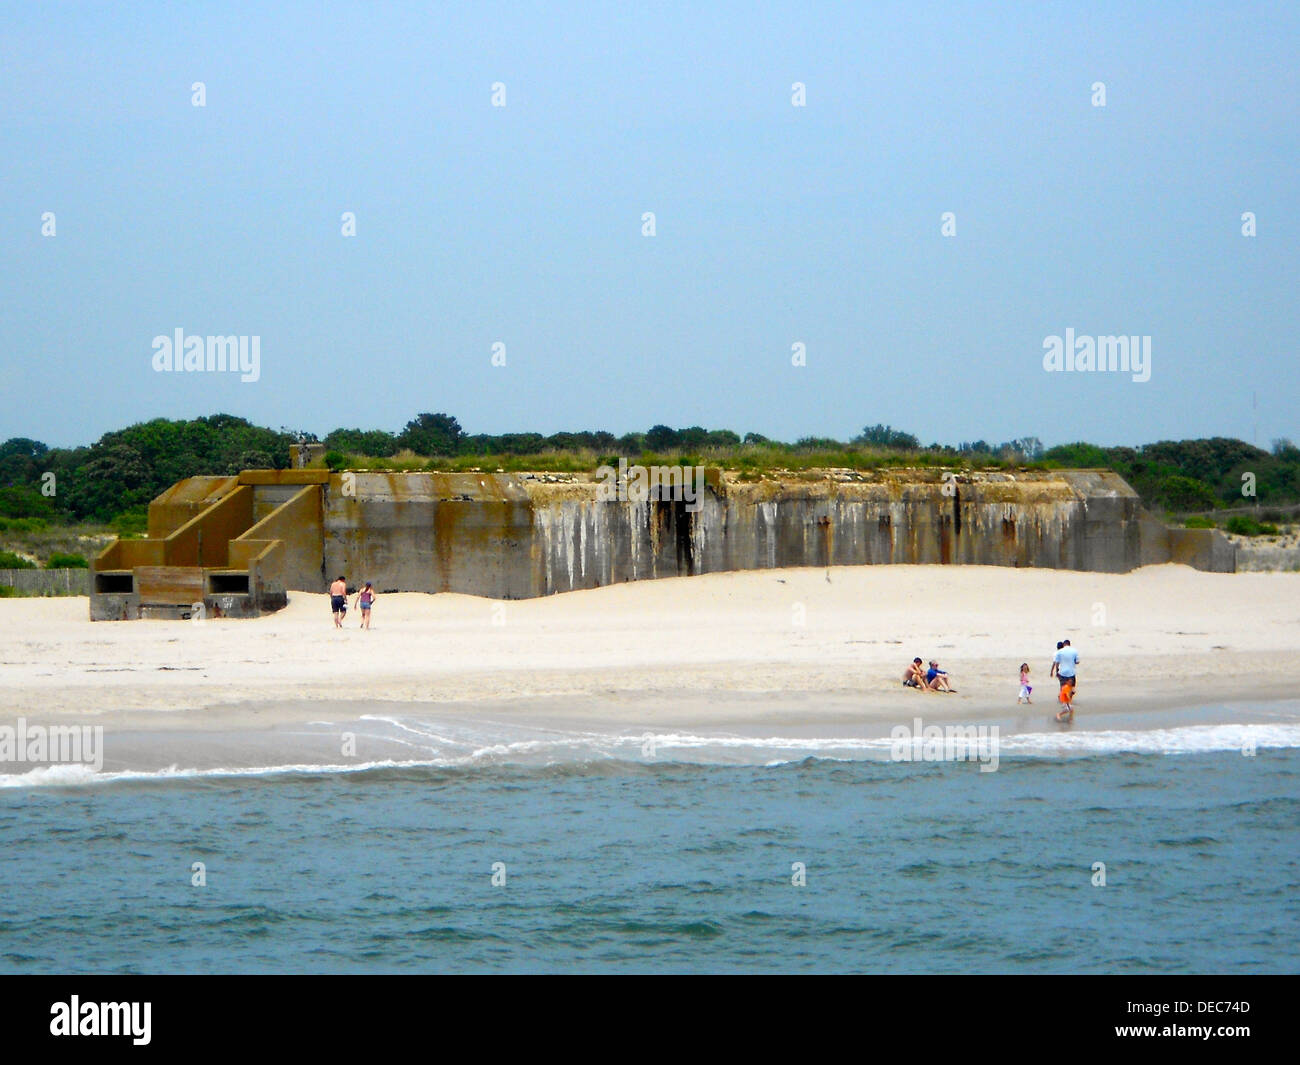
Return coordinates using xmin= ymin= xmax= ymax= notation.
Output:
xmin=3 ymin=413 xmax=1297 ymax=529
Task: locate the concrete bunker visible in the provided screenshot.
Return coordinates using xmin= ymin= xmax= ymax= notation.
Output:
xmin=90 ymin=466 xmax=1235 ymax=619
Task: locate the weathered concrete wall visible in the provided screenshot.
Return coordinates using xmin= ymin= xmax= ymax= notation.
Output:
xmin=0 ymin=568 xmax=91 ymax=595
xmin=95 ymin=537 xmax=164 ymax=571
xmin=246 ymin=541 xmax=289 ymax=615
xmin=289 ymin=442 xmax=325 ymax=468
xmin=1232 ymin=543 xmax=1300 ymax=572
xmin=323 ymin=473 xmax=536 ymax=596
xmin=519 ymin=470 xmax=1151 ymax=596
xmin=1167 ymin=528 xmax=1237 ymax=572
xmin=1138 ymin=513 xmax=1173 ymax=567
xmin=308 ymin=468 xmax=1234 ymax=598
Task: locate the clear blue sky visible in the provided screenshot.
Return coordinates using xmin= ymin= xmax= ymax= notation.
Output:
xmin=2 ymin=1 xmax=1296 ymax=450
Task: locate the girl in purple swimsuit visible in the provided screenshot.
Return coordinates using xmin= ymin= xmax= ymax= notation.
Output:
xmin=354 ymin=582 xmax=376 ymax=629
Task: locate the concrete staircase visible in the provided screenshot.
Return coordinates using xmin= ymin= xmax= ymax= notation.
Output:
xmin=91 ymin=470 xmax=326 ymax=620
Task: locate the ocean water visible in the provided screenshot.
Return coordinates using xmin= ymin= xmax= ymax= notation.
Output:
xmin=1 ymin=712 xmax=1298 ymax=974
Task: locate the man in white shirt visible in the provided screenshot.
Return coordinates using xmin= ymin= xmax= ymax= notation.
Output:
xmin=1053 ymin=640 xmax=1079 ymax=690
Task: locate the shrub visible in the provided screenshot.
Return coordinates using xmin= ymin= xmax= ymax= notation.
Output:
xmin=1154 ymin=475 xmax=1219 ymax=512
xmin=228 ymin=449 xmax=274 ymax=473
xmin=112 ymin=507 xmax=148 ymax=538
xmin=0 ymin=485 xmax=57 ymax=520
xmin=1225 ymin=515 xmax=1279 ymax=537
xmin=323 ymin=428 xmax=400 ymax=457
xmin=323 ymin=451 xmax=347 ymax=471
xmin=645 ymin=425 xmax=679 ymax=451
xmin=0 ymin=517 xmax=48 ymax=534
xmin=398 ymin=413 xmax=464 ymax=456
xmin=855 ymin=424 xmax=920 ymax=449
xmin=0 ymin=551 xmax=36 ymax=569
xmin=46 ymin=552 xmax=89 ymax=569
xmin=1183 ymin=516 xmax=1217 ymax=529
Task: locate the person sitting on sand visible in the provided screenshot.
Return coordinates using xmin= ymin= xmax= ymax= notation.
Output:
xmin=926 ymin=660 xmax=956 ymax=692
xmin=903 ymin=658 xmax=932 ymax=690
xmin=329 ymin=575 xmax=348 ymax=629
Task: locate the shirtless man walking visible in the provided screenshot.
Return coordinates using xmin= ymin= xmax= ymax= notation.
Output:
xmin=329 ymin=575 xmax=348 ymax=628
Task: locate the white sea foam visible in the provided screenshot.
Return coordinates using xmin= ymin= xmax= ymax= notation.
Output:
xmin=994 ymin=723 xmax=1300 ymax=756
xmin=0 ymin=722 xmax=1295 ymax=788
xmin=0 ymin=757 xmax=457 ymax=789
xmin=643 ymin=723 xmax=1300 ymax=758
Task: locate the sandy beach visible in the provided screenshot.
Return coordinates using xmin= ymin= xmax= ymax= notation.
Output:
xmin=2 ymin=564 xmax=1297 ymax=742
